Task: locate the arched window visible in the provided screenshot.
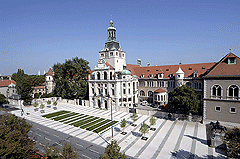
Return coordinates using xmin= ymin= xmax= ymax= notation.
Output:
xmin=97 ymin=72 xmax=100 ymax=80
xmin=212 ymin=85 xmax=222 ymax=98
xmin=140 ymin=90 xmax=145 ymax=96
xmin=104 ymin=72 xmax=107 ymax=80
xmin=110 ymin=72 xmax=112 ymax=80
xmin=158 ymin=95 xmax=160 ymax=101
xmin=186 ymin=82 xmax=192 ymax=87
xmin=228 ymin=85 xmax=239 ymax=98
xmin=148 ymin=91 xmax=153 ymax=97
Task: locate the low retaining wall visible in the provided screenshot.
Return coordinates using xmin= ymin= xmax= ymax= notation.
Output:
xmin=136 ymin=108 xmax=202 ymax=122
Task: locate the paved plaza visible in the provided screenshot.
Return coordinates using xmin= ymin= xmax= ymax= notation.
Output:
xmin=11 ymin=103 xmax=226 ymax=159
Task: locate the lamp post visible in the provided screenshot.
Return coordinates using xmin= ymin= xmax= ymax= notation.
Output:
xmin=106 ymin=93 xmax=113 ymax=139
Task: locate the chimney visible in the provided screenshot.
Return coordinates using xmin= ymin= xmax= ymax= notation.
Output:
xmin=1 ymin=77 xmax=3 ymax=81
xmin=147 ymin=62 xmax=150 ymax=66
xmin=137 ymin=59 xmax=142 ymax=66
xmin=38 ymin=70 xmax=40 ymax=75
xmin=44 ymin=70 xmax=46 ymax=75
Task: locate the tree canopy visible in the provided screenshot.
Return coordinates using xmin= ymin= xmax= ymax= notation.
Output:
xmin=100 ymin=140 xmax=127 ymax=159
xmin=223 ymin=127 xmax=240 ymax=158
xmin=0 ymin=114 xmax=35 ymax=158
xmin=53 ymin=57 xmax=90 ymax=99
xmin=12 ymin=69 xmax=45 ymax=104
xmin=168 ymin=85 xmax=200 ymax=114
xmin=0 ymin=94 xmax=8 ymax=105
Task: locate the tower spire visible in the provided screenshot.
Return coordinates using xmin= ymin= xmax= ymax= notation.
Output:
xmin=108 ymin=17 xmax=116 ymax=41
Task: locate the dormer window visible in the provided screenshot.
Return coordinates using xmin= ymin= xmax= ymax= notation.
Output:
xmin=101 ymin=54 xmax=104 ymax=57
xmin=158 ymin=73 xmax=163 ymax=79
xmin=228 ymin=57 xmax=236 ymax=64
xmin=149 ymin=74 xmax=153 ymax=78
xmin=140 ymin=74 xmax=144 ymax=78
xmin=193 ymin=70 xmax=198 ymax=77
xmin=110 ymin=52 xmax=113 ymax=56
xmin=122 ymin=54 xmax=124 ymax=57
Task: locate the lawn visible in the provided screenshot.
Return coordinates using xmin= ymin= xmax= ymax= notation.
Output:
xmin=42 ymin=110 xmax=118 ymax=134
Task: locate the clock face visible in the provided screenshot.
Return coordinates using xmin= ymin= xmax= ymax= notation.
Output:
xmin=98 ymin=59 xmax=105 ymax=64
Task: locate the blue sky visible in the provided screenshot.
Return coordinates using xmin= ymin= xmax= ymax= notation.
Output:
xmin=1 ymin=0 xmax=240 ymax=75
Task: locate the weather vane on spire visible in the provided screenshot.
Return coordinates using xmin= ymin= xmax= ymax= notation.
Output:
xmin=230 ymin=48 xmax=232 ymax=52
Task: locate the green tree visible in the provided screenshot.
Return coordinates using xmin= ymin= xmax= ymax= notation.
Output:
xmin=44 ymin=145 xmax=60 ymax=159
xmin=61 ymin=143 xmax=78 ymax=159
xmin=47 ymin=100 xmax=51 ymax=105
xmin=149 ymin=116 xmax=156 ymax=129
xmin=168 ymin=85 xmax=200 ymax=114
xmin=0 ymin=114 xmax=35 ymax=158
xmin=53 ymin=101 xmax=58 ymax=106
xmin=0 ymin=94 xmax=8 ymax=105
xmin=53 ymin=57 xmax=90 ymax=99
xmin=40 ymin=103 xmax=45 ymax=109
xmin=223 ymin=127 xmax=240 ymax=158
xmin=120 ymin=118 xmax=127 ymax=133
xmin=130 ymin=112 xmax=138 ymax=125
xmin=33 ymin=102 xmax=38 ymax=108
xmin=12 ymin=69 xmax=32 ymax=104
xmin=139 ymin=122 xmax=149 ymax=138
xmin=100 ymin=140 xmax=127 ymax=159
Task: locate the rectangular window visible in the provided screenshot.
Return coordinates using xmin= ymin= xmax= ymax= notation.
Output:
xmin=123 ymin=83 xmax=125 ymax=87
xmin=230 ymin=107 xmax=237 ymax=113
xmin=112 ymin=89 xmax=115 ymax=95
xmin=128 ymin=83 xmax=130 ymax=87
xmin=215 ymin=106 xmax=221 ymax=112
xmin=110 ymin=52 xmax=113 ymax=56
xmin=128 ymin=89 xmax=130 ymax=94
xmin=128 ymin=98 xmax=131 ymax=101
xmin=112 ymin=84 xmax=114 ymax=87
xmin=123 ymin=89 xmax=126 ymax=94
xmin=105 ymin=89 xmax=107 ymax=95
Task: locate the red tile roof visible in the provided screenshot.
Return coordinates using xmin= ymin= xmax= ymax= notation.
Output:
xmin=154 ymin=87 xmax=166 ymax=93
xmin=32 ymin=86 xmax=45 ymax=89
xmin=0 ymin=80 xmax=16 ymax=87
xmin=127 ymin=62 xmax=215 ymax=78
xmin=205 ymin=52 xmax=240 ymax=78
xmin=46 ymin=68 xmax=54 ymax=76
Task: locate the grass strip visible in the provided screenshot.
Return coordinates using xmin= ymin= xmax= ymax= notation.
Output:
xmin=52 ymin=112 xmax=77 ymax=121
xmin=64 ymin=114 xmax=86 ymax=124
xmin=59 ymin=113 xmax=80 ymax=122
xmin=74 ymin=117 xmax=99 ymax=127
xmin=42 ymin=110 xmax=69 ymax=118
xmin=86 ymin=119 xmax=111 ymax=131
xmin=70 ymin=116 xmax=95 ymax=127
xmin=80 ymin=118 xmax=104 ymax=129
xmin=94 ymin=121 xmax=118 ymax=133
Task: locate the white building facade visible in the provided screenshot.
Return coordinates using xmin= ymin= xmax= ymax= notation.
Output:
xmin=88 ymin=20 xmax=138 ymax=111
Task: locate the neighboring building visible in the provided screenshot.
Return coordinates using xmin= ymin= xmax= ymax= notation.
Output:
xmin=0 ymin=77 xmax=17 ymax=99
xmin=32 ymin=84 xmax=46 ymax=97
xmin=88 ymin=19 xmax=138 ymax=111
xmin=45 ymin=68 xmax=54 ymax=94
xmin=127 ymin=62 xmax=215 ymax=106
xmin=203 ymin=52 xmax=240 ymax=123
xmin=32 ymin=68 xmax=54 ymax=97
